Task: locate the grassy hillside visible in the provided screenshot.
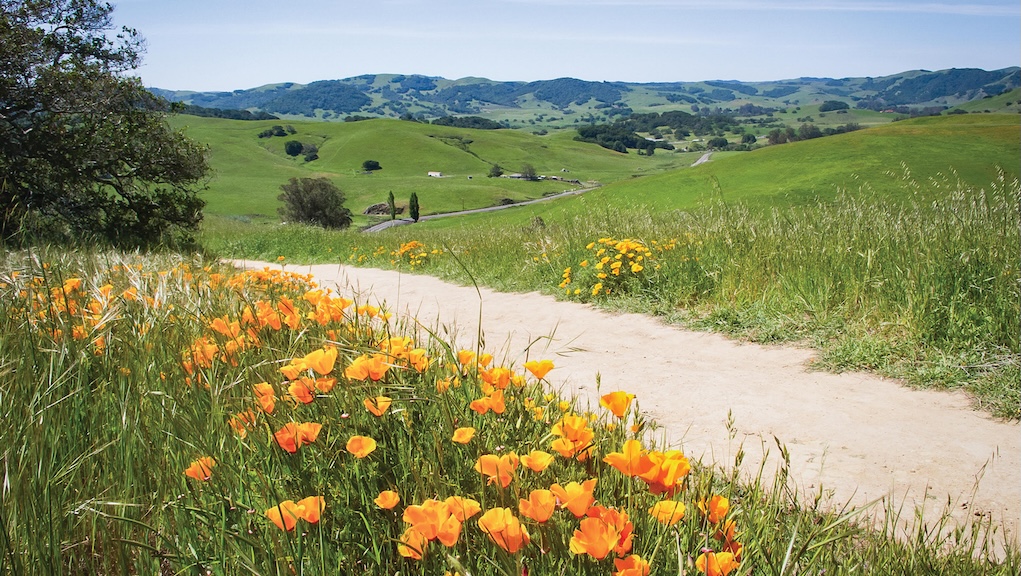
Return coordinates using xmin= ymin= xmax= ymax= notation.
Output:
xmin=173 ymin=116 xmax=698 ymax=224
xmin=949 ymin=88 xmax=1021 ymax=114
xmin=402 ymin=113 xmax=1020 ymax=231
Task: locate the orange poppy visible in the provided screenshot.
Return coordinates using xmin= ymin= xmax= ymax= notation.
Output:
xmin=345 ymin=354 xmax=390 ymax=381
xmin=520 ymin=450 xmax=554 ymax=473
xmin=638 ymin=449 xmax=691 ymax=495
xmin=451 ymin=427 xmax=475 ymax=444
xmin=549 ymin=478 xmax=597 ymax=517
xmin=398 ymin=526 xmax=428 ymax=560
xmin=474 ymin=453 xmax=519 ymax=488
xmin=409 ymin=348 xmax=430 ymax=372
xmin=480 ymin=367 xmax=512 ymax=390
xmin=183 ymin=456 xmax=215 ymax=481
xmin=614 ymin=554 xmax=651 ymax=576
xmin=588 ymin=505 xmax=634 ymax=557
xmin=288 ymin=378 xmax=316 ymax=404
xmin=253 ymin=382 xmax=276 ymax=414
xmin=603 ymin=439 xmax=653 ymax=477
xmin=375 ymin=490 xmax=401 ymax=510
xmin=403 ymin=499 xmax=462 ymax=547
xmin=346 ymin=435 xmax=377 ymax=458
xmin=469 ymin=389 xmax=505 ymax=415
xmin=695 ymin=551 xmax=739 ymax=576
xmin=445 ymin=496 xmax=482 ymax=522
xmin=550 ymin=414 xmax=595 ymax=460
xmin=296 ymin=496 xmax=325 ymax=523
xmin=518 ymin=489 xmax=557 ymax=523
xmin=303 ymin=347 xmax=337 ymax=375
xmin=314 ymin=377 xmax=336 ymax=393
xmin=457 ymin=349 xmax=475 ymax=366
xmin=523 ymin=359 xmax=555 ymax=380
xmin=478 ymin=508 xmax=530 ymax=553
xmin=648 ymin=500 xmax=686 ymax=526
xmin=363 ymin=395 xmax=392 ymax=417
xmin=697 ymin=495 xmax=730 ymax=524
xmin=265 ymin=500 xmax=301 ymax=531
xmin=279 ymin=362 xmax=304 ymax=381
xmin=569 ymin=516 xmax=620 ymax=560
xmin=599 ymin=391 xmax=635 ymax=419
xmin=274 ymin=422 xmax=322 ymax=453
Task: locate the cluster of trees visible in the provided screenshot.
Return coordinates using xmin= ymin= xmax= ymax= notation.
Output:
xmin=1 ymin=0 xmax=209 ymax=248
xmin=284 ymin=140 xmax=318 ymax=162
xmin=278 ymin=178 xmax=351 ymax=229
xmin=258 ymin=125 xmax=297 ymax=138
xmin=431 ymin=116 xmax=503 ymax=129
xmin=766 ymin=123 xmax=861 ymax=145
xmin=818 ymin=100 xmax=850 ymax=112
xmin=181 ymin=104 xmax=278 ymax=121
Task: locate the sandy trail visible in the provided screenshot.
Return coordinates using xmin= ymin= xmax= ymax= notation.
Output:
xmin=238 ymin=260 xmax=1019 ymax=544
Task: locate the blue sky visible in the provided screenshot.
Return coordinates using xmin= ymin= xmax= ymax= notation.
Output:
xmin=112 ymin=0 xmax=1020 ymax=91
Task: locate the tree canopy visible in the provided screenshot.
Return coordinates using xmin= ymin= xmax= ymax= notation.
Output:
xmin=278 ymin=177 xmax=352 ymax=229
xmin=1 ymin=0 xmax=210 ymax=248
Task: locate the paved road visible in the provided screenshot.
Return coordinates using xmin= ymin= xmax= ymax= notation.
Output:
xmin=362 ymin=186 xmax=597 ymax=232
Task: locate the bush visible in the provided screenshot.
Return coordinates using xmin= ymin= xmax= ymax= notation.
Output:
xmin=284 ymin=140 xmax=304 ymax=156
xmin=363 ymin=159 xmax=382 ymax=171
xmin=277 ymin=177 xmax=352 ymax=229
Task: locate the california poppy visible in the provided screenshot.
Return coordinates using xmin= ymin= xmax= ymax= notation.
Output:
xmin=398 ymin=526 xmax=428 ymax=560
xmin=266 ymin=500 xmax=301 ymax=531
xmin=451 ymin=427 xmax=475 ymax=444
xmin=478 ymin=508 xmax=530 ymax=553
xmin=184 ymin=456 xmax=215 ymax=481
xmin=614 ymin=554 xmax=651 ymax=576
xmin=445 ymin=496 xmax=482 ymax=522
xmin=474 ymin=453 xmax=518 ymax=488
xmin=363 ymin=395 xmax=392 ymax=417
xmin=599 ymin=391 xmax=635 ymax=419
xmin=520 ymin=450 xmax=554 ymax=473
xmin=550 ymin=478 xmax=597 ymax=517
xmin=296 ymin=495 xmax=325 ymax=523
xmin=603 ymin=439 xmax=653 ymax=477
xmin=346 ymin=435 xmax=377 ymax=458
xmin=523 ymin=359 xmax=555 ymax=380
xmin=695 ymin=551 xmax=739 ymax=576
xmin=697 ymin=495 xmax=730 ymax=524
xmin=648 ymin=500 xmax=686 ymax=526
xmin=518 ymin=489 xmax=557 ymax=523
xmin=375 ymin=490 xmax=400 ymax=510
xmin=303 ymin=347 xmax=338 ymax=375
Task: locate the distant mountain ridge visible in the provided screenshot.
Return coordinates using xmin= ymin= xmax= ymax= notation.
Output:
xmin=151 ymin=67 xmax=1019 ymax=125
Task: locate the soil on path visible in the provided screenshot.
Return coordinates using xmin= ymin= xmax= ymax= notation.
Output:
xmin=237 ymin=260 xmax=1020 ymax=544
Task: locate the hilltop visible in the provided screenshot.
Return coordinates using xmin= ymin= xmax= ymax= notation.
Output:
xmin=153 ymin=67 xmax=1019 ymax=129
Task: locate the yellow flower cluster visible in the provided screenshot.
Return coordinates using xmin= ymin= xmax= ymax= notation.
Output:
xmin=560 ymin=237 xmax=674 ymax=299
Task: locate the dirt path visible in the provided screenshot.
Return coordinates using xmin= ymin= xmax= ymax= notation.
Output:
xmin=237 ymin=260 xmax=1019 ymax=544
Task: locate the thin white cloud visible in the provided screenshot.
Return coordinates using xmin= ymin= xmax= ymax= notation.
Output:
xmin=503 ymin=0 xmax=1020 ymax=17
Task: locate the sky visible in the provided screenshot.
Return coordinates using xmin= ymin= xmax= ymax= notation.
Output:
xmin=111 ymin=0 xmax=1020 ymax=91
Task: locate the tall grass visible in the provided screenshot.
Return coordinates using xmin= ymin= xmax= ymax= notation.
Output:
xmin=1 ymin=248 xmax=1016 ymax=574
xmin=208 ymin=172 xmax=1020 ymax=418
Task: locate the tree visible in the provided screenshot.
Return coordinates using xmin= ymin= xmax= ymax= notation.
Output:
xmin=362 ymin=159 xmax=382 ymax=171
xmin=284 ymin=140 xmax=304 ymax=156
xmin=520 ymin=163 xmax=538 ymax=181
xmin=387 ymin=190 xmax=396 ymax=220
xmin=408 ymin=192 xmax=420 ymax=222
xmin=278 ymin=177 xmax=352 ymax=229
xmin=741 ymin=133 xmax=757 ymax=144
xmin=488 ymin=164 xmax=504 ymax=178
xmin=1 ymin=0 xmax=210 ymax=247
xmin=707 ymin=137 xmax=729 ymax=149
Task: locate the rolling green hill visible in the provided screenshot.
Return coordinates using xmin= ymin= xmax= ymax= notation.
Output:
xmin=156 ymin=67 xmax=1020 ymax=131
xmin=399 ymin=113 xmax=1020 ymax=231
xmin=172 ymin=116 xmax=700 ymax=223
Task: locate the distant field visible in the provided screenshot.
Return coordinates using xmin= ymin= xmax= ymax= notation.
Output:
xmin=171 ymin=116 xmax=697 ymax=225
xmin=403 ymin=113 xmax=1020 ymax=231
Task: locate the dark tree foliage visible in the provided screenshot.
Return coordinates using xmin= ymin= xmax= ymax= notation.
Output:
xmin=262 ymin=80 xmax=371 ymax=116
xmin=408 ymin=192 xmax=420 ymax=222
xmin=284 ymin=141 xmax=304 ymax=156
xmin=705 ymin=81 xmax=758 ymax=96
xmin=362 ymin=160 xmax=382 ymax=171
xmin=1 ymin=0 xmax=210 ymax=248
xmin=488 ymin=164 xmax=504 ymax=178
xmin=762 ymin=85 xmax=800 ymax=98
xmin=180 ymin=104 xmax=278 ymax=121
xmin=387 ymin=190 xmax=396 ymax=220
xmin=431 ymin=116 xmax=503 ymax=129
xmin=278 ymin=177 xmax=352 ymax=229
xmin=818 ymin=100 xmax=850 ymax=112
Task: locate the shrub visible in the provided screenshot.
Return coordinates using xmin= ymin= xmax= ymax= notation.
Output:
xmin=363 ymin=159 xmax=382 ymax=171
xmin=277 ymin=177 xmax=352 ymax=229
xmin=284 ymin=140 xmax=304 ymax=156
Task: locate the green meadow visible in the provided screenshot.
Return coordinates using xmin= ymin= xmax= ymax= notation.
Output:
xmin=3 ymin=112 xmax=1018 ymax=575
xmin=204 ymin=114 xmax=1020 ymax=420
